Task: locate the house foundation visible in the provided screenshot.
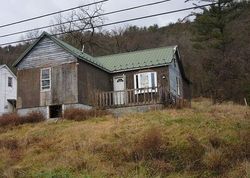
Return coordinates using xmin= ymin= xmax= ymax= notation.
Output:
xmin=17 ymin=103 xmax=92 ymax=119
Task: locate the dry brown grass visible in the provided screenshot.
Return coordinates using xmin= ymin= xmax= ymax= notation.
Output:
xmin=0 ymin=98 xmax=249 ymax=177
xmin=63 ymin=108 xmax=111 ymax=121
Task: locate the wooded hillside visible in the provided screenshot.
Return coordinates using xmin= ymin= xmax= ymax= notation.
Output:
xmin=0 ymin=1 xmax=249 ymax=103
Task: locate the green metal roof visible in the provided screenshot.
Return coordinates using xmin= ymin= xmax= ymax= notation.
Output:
xmin=96 ymin=46 xmax=176 ymax=72
xmin=14 ymin=32 xmax=177 ymax=73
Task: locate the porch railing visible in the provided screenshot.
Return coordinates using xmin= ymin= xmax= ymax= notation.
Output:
xmin=93 ymin=87 xmax=171 ymax=108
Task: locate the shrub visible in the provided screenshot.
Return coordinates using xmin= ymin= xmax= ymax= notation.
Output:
xmin=131 ymin=128 xmax=168 ymax=161
xmin=63 ymin=108 xmax=110 ymax=121
xmin=0 ymin=112 xmax=45 ymax=127
xmin=0 ymin=113 xmax=19 ymax=127
xmin=21 ymin=111 xmax=45 ymax=124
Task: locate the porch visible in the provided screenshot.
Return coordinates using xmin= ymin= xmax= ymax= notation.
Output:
xmin=93 ymin=87 xmax=175 ymax=109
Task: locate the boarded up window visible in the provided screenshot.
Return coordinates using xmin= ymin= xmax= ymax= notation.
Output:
xmin=134 ymin=72 xmax=157 ymax=94
xmin=41 ymin=68 xmax=51 ymax=91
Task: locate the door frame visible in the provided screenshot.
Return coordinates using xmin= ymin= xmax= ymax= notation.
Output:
xmin=113 ymin=75 xmax=126 ymax=105
xmin=113 ymin=75 xmax=126 ymax=91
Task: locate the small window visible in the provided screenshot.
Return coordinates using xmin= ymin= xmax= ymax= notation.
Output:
xmin=176 ymin=77 xmax=181 ymax=96
xmin=8 ymin=77 xmax=13 ymax=87
xmin=41 ymin=68 xmax=51 ymax=91
xmin=134 ymin=72 xmax=157 ymax=94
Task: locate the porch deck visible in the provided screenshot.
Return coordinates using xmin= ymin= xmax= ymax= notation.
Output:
xmin=94 ymin=87 xmax=174 ymax=109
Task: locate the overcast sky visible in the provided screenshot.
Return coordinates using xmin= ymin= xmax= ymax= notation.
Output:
xmin=0 ymin=0 xmax=205 ymax=45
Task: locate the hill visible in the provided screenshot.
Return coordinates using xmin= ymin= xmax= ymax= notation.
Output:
xmin=0 ymin=99 xmax=249 ymax=177
xmin=0 ymin=2 xmax=250 ymax=103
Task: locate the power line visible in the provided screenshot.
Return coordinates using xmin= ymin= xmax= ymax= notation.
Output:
xmin=0 ymin=3 xmax=216 ymax=46
xmin=0 ymin=0 xmax=171 ymax=39
xmin=0 ymin=0 xmax=108 ymax=29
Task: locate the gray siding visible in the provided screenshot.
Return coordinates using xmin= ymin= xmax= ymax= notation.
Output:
xmin=18 ymin=37 xmax=77 ymax=70
xmin=40 ymin=63 xmax=79 ymax=106
xmin=51 ymin=63 xmax=78 ymax=105
xmin=169 ymin=53 xmax=183 ymax=98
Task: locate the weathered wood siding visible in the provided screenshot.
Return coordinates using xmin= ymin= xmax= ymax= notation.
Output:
xmin=17 ymin=63 xmax=78 ymax=109
xmin=51 ymin=63 xmax=78 ymax=105
xmin=17 ymin=68 xmax=40 ymax=109
xmin=17 ymin=37 xmax=77 ymax=70
xmin=169 ymin=53 xmax=183 ymax=98
xmin=78 ymin=60 xmax=112 ymax=106
xmin=113 ymin=66 xmax=169 ymax=91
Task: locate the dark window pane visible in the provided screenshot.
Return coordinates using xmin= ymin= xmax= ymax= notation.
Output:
xmin=151 ymin=73 xmax=155 ymax=88
xmin=8 ymin=77 xmax=13 ymax=87
xmin=42 ymin=69 xmax=50 ymax=79
xmin=136 ymin=75 xmax=139 ymax=89
xmin=42 ymin=80 xmax=50 ymax=87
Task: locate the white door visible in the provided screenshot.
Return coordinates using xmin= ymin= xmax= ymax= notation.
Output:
xmin=113 ymin=76 xmax=125 ymax=105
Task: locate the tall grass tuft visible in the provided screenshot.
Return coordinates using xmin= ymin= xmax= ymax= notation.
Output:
xmin=132 ymin=128 xmax=168 ymax=161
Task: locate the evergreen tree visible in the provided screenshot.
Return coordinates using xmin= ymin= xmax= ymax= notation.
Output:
xmin=188 ymin=0 xmax=242 ymax=102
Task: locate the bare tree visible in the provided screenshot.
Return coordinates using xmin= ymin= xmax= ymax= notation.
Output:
xmin=21 ymin=30 xmax=42 ymax=45
xmin=50 ymin=2 xmax=105 ymax=55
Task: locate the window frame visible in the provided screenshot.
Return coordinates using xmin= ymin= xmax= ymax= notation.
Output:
xmin=40 ymin=68 xmax=51 ymax=92
xmin=176 ymin=77 xmax=181 ymax=96
xmin=8 ymin=77 xmax=13 ymax=88
xmin=134 ymin=72 xmax=157 ymax=94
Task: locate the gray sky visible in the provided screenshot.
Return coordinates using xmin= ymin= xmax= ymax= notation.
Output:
xmin=0 ymin=0 xmax=203 ymax=45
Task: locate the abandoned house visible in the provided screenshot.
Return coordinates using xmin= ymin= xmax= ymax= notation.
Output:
xmin=0 ymin=65 xmax=17 ymax=116
xmin=13 ymin=32 xmax=191 ymax=119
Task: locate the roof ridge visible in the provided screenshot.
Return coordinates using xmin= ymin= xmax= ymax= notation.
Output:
xmin=96 ymin=45 xmax=177 ymax=59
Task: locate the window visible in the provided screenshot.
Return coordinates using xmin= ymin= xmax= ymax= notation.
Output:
xmin=134 ymin=72 xmax=157 ymax=93
xmin=176 ymin=77 xmax=181 ymax=96
xmin=8 ymin=77 xmax=13 ymax=87
xmin=41 ymin=68 xmax=51 ymax=91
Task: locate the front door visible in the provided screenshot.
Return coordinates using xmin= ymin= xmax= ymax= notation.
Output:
xmin=113 ymin=76 xmax=125 ymax=105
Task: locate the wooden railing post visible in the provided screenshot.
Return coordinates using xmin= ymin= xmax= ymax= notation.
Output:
xmin=94 ymin=86 xmax=171 ymax=108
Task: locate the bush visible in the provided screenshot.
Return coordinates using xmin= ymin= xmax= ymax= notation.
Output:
xmin=63 ymin=108 xmax=110 ymax=121
xmin=21 ymin=112 xmax=45 ymax=124
xmin=0 ymin=113 xmax=19 ymax=127
xmin=131 ymin=128 xmax=168 ymax=161
xmin=0 ymin=112 xmax=45 ymax=127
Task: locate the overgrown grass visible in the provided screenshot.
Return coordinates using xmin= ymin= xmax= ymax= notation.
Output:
xmin=0 ymin=99 xmax=249 ymax=177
